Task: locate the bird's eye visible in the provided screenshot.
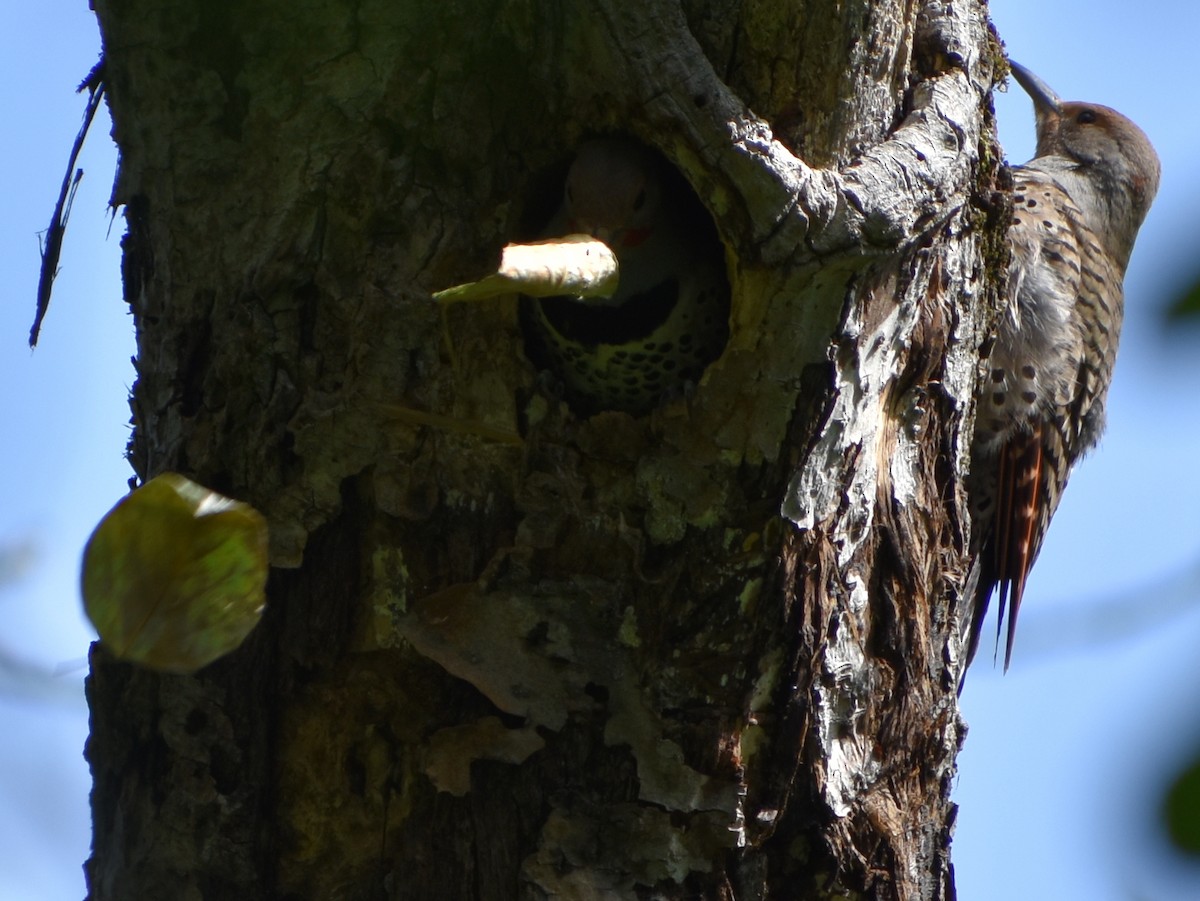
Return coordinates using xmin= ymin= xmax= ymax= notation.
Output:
xmin=632 ymin=188 xmax=647 ymax=211
xmin=1076 ymin=109 xmax=1097 ymax=125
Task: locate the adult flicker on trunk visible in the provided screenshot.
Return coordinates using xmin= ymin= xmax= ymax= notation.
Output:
xmin=521 ymin=139 xmax=729 ymax=415
xmin=967 ymin=61 xmax=1160 ymax=670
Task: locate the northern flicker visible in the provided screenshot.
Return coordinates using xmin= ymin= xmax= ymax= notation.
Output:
xmin=966 ymin=61 xmax=1160 ymax=670
xmin=521 ymin=139 xmax=729 ymax=415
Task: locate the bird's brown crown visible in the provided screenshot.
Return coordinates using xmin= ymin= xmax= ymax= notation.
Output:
xmin=1010 ymin=60 xmax=1160 ymax=268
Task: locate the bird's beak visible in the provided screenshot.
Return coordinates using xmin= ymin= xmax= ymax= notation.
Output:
xmin=1008 ymin=60 xmax=1062 ymax=117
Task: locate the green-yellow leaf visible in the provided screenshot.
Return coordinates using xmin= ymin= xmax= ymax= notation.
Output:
xmin=81 ymin=472 xmax=269 ymax=673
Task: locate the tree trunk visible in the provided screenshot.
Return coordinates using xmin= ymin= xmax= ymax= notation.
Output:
xmin=86 ymin=1 xmax=1004 ymax=898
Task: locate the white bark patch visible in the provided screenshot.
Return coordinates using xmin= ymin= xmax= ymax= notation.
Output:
xmin=728 ymin=74 xmax=979 ymax=263
xmin=782 ymin=298 xmax=911 ymax=549
xmin=819 ymin=579 xmax=881 ymax=817
xmin=783 ymin=241 xmax=967 ymax=818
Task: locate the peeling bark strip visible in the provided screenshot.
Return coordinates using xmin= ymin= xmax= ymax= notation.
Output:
xmin=31 ymin=61 xmax=106 ymax=347
xmin=88 ymin=1 xmax=1003 ymax=899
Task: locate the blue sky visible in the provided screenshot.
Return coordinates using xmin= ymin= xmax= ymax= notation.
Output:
xmin=1 ymin=5 xmax=131 ymax=900
xmin=2 ymin=2 xmax=1198 ymax=899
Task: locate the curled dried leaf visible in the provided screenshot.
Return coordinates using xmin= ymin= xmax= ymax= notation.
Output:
xmin=433 ymin=235 xmax=618 ymax=302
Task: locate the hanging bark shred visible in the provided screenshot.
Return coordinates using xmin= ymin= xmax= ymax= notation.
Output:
xmin=30 ymin=60 xmax=106 ymax=348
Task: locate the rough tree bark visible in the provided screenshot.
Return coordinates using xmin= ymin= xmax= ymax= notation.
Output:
xmin=86 ymin=1 xmax=1005 ymax=898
